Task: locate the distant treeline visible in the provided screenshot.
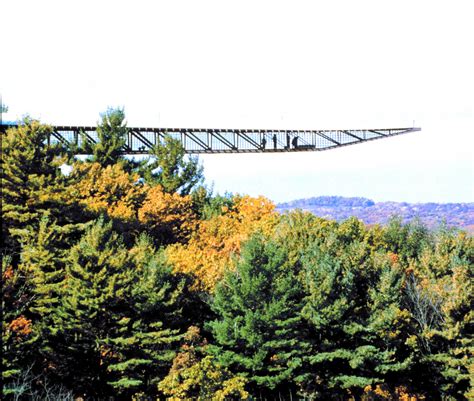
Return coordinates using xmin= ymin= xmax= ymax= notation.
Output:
xmin=278 ymin=196 xmax=474 ymax=233
xmin=2 ymin=112 xmax=473 ymax=400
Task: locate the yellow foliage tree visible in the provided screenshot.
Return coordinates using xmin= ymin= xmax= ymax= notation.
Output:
xmin=362 ymin=384 xmax=425 ymax=400
xmin=138 ymin=185 xmax=198 ymax=244
xmin=166 ymin=195 xmax=277 ymax=292
xmin=158 ymin=326 xmax=249 ymax=400
xmin=68 ymin=162 xmax=148 ymax=220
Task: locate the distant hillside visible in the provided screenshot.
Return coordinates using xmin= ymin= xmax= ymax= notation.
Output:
xmin=277 ymin=196 xmax=474 ymax=232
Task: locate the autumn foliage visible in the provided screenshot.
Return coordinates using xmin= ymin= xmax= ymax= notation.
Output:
xmin=2 ymin=116 xmax=472 ymax=400
xmin=8 ymin=316 xmax=32 ymax=338
xmin=69 ymin=162 xmax=148 ymax=220
xmin=138 ymin=185 xmax=198 ymax=244
xmin=166 ymin=195 xmax=277 ymax=291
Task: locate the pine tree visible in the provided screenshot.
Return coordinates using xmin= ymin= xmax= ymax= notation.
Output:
xmin=140 ymin=134 xmax=203 ymax=195
xmin=55 ymin=219 xmax=183 ymax=399
xmin=298 ymin=220 xmax=423 ymax=399
xmin=300 ymin=242 xmax=373 ymax=397
xmin=91 ymin=108 xmax=127 ymax=167
xmin=208 ymin=234 xmax=310 ymax=396
xmin=0 ymin=217 xmax=78 ymax=397
xmin=105 ymin=235 xmax=184 ymax=398
xmin=19 ymin=217 xmax=68 ymax=318
xmin=1 ymin=118 xmax=66 ymax=256
xmin=16 ymin=217 xmax=77 ymax=378
xmin=297 ymin=224 xmax=373 ymax=396
xmin=364 ymin=252 xmax=415 ymax=391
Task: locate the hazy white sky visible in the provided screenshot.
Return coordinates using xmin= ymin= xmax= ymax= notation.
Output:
xmin=2 ymin=0 xmax=473 ymax=203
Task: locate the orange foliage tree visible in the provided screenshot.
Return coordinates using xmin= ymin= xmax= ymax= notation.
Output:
xmin=138 ymin=185 xmax=198 ymax=244
xmin=8 ymin=316 xmax=32 ymax=338
xmin=166 ymin=195 xmax=277 ymax=292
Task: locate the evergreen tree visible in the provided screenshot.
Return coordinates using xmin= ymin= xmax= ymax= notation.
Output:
xmin=2 ymin=256 xmax=36 ymax=398
xmin=91 ymin=107 xmax=127 ymax=167
xmin=208 ymin=234 xmax=310 ymax=397
xmin=299 ymin=222 xmax=415 ymax=399
xmin=140 ymin=134 xmax=203 ymax=195
xmin=2 ymin=217 xmax=78 ymax=397
xmin=105 ymin=235 xmax=185 ymax=398
xmin=55 ymin=219 xmax=182 ymax=399
xmin=300 ymin=242 xmax=371 ymax=398
xmin=17 ymin=217 xmax=79 ymax=379
xmin=1 ymin=118 xmax=66 ymax=256
xmin=20 ymin=217 xmax=68 ymax=319
xmin=383 ymin=217 xmax=433 ymax=263
xmin=364 ymin=252 xmax=415 ymax=392
xmin=1 ymin=120 xmax=94 ymax=391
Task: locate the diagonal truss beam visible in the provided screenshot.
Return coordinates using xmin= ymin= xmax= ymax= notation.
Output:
xmin=0 ymin=124 xmax=420 ymax=154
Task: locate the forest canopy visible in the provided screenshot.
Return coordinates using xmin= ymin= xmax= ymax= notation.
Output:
xmin=1 ymin=113 xmax=473 ymax=400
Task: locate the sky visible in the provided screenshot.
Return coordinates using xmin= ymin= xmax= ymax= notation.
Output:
xmin=2 ymin=0 xmax=473 ymax=204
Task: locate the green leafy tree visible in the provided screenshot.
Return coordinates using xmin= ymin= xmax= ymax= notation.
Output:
xmin=208 ymin=234 xmax=310 ymax=397
xmin=197 ymin=190 xmax=235 ymax=220
xmin=383 ymin=217 xmax=432 ymax=263
xmin=140 ymin=134 xmax=203 ymax=195
xmin=91 ymin=107 xmax=127 ymax=167
xmin=274 ymin=210 xmax=338 ymax=278
xmin=403 ymin=228 xmax=474 ymax=400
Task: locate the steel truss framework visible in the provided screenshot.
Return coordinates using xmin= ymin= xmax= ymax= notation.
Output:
xmin=0 ymin=124 xmax=420 ymax=154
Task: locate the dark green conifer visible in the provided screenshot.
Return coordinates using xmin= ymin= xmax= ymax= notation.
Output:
xmin=300 ymin=229 xmax=415 ymax=398
xmin=140 ymin=134 xmax=203 ymax=195
xmin=55 ymin=219 xmax=182 ymax=399
xmin=208 ymin=234 xmax=310 ymax=396
xmin=91 ymin=107 xmax=127 ymax=167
